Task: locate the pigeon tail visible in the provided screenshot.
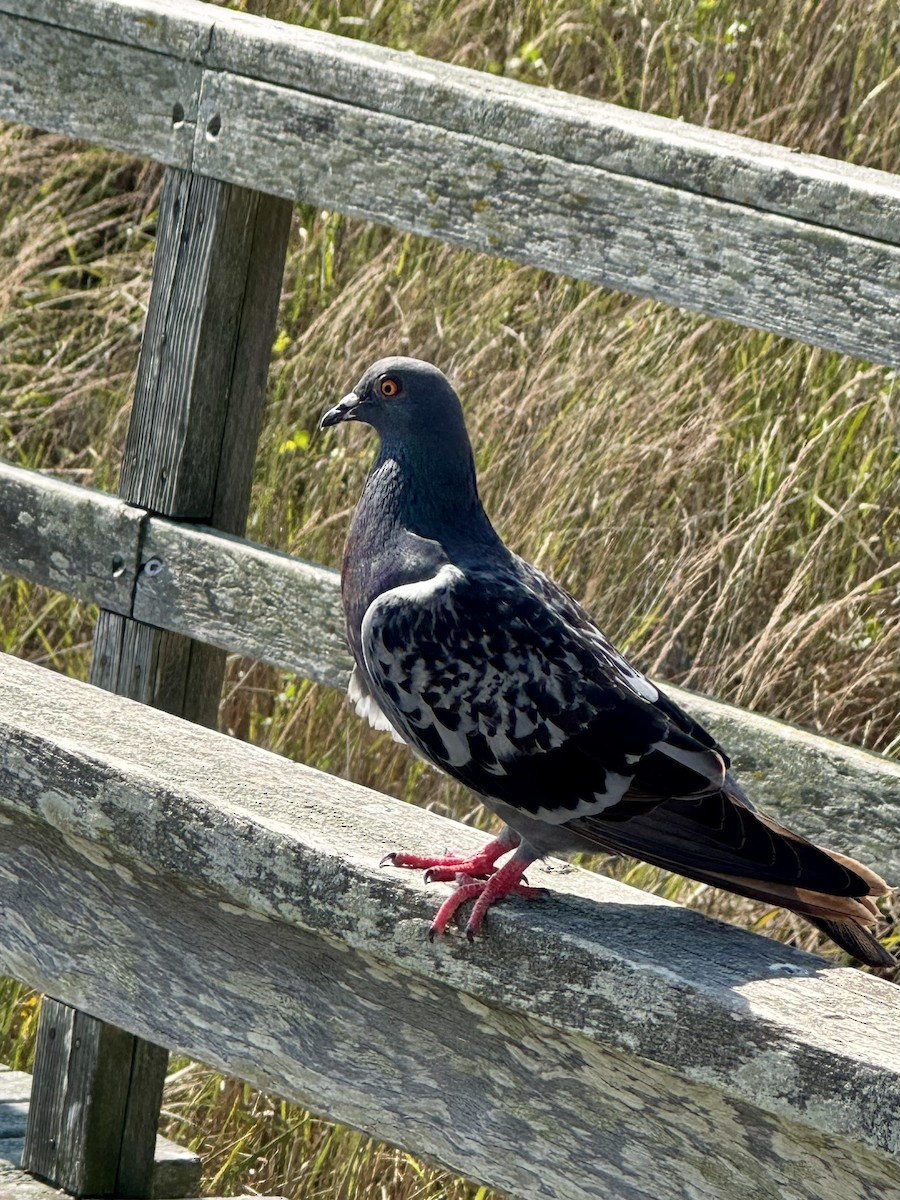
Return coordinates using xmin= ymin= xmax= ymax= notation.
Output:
xmin=568 ymin=788 xmax=894 ymax=967
xmin=804 ymin=916 xmax=896 ymax=968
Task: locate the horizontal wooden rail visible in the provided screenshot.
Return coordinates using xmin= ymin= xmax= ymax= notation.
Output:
xmin=4 ymin=0 xmax=900 ymax=366
xmin=0 ymin=461 xmax=348 ymax=688
xmin=0 ymin=651 xmax=898 ymax=1200
xmin=2 ymin=460 xmax=899 ymax=881
xmin=0 ymin=464 xmax=145 ymax=616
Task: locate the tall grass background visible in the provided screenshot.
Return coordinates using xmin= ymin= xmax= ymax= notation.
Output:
xmin=1 ymin=0 xmax=898 ymax=1195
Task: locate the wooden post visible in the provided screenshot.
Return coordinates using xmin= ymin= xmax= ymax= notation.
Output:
xmin=22 ymin=168 xmax=293 ymax=1197
xmin=22 ymin=1003 xmax=167 ymax=1198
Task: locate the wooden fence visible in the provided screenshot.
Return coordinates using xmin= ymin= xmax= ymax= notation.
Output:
xmin=0 ymin=2 xmax=898 ymax=1199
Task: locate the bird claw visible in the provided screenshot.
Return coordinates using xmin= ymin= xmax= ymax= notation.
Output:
xmin=425 ymin=866 xmax=475 ymax=884
xmin=465 ymin=908 xmax=490 ymax=942
xmin=383 ymin=840 xmax=542 ymax=940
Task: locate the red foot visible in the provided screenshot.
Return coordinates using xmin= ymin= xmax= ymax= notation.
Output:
xmin=428 ymin=857 xmax=547 ymax=941
xmin=380 ymin=834 xmax=515 ymax=882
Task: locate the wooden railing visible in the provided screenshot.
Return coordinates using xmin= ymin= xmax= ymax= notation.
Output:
xmin=2 ymin=461 xmax=899 ymax=881
xmin=0 ymin=2 xmax=898 ymax=1199
xmin=6 ymin=0 xmax=900 ymax=367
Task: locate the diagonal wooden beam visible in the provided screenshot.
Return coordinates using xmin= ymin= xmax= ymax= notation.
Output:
xmin=4 ymin=0 xmax=900 ymax=365
xmin=1 ymin=650 xmax=898 ymax=1200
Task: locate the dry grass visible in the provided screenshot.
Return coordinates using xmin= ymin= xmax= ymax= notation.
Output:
xmin=1 ymin=0 xmax=899 ymax=1195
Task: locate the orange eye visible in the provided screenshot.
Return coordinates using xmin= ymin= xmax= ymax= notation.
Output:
xmin=379 ymin=377 xmax=400 ymax=398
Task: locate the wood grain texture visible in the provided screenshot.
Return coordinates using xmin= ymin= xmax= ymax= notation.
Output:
xmin=23 ymin=1002 xmax=138 ymax=1195
xmin=5 ymin=0 xmax=900 ymax=364
xmin=20 ymin=163 xmax=289 ymax=1196
xmin=119 ymin=171 xmax=289 ymax=522
xmin=194 ymin=69 xmax=900 ymax=369
xmin=89 ymin=618 xmax=224 ymax=727
xmin=0 ymin=652 xmax=898 ymax=1200
xmin=111 ymin=1038 xmax=170 ymax=1198
xmin=0 ymin=464 xmax=143 ymax=615
xmin=90 ymin=167 xmax=291 ymax=718
xmin=132 ymin=520 xmax=350 ymax=688
xmin=61 ymin=168 xmax=289 ymax=1196
xmin=11 ymin=0 xmax=900 ymax=244
xmin=0 ymin=1161 xmax=80 ymax=1199
xmin=199 ymin=6 xmax=900 ymax=245
xmin=0 ymin=0 xmax=213 ymax=59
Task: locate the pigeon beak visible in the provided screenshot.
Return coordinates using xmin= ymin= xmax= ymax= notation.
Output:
xmin=320 ymin=392 xmax=361 ymax=430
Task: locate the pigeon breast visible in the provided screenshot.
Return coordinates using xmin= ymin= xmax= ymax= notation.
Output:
xmin=356 ymin=554 xmax=727 ymax=824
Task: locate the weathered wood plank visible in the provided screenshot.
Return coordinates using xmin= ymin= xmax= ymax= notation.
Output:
xmin=11 ymin=0 xmax=900 ymax=247
xmin=114 ymin=1038 xmax=170 ymax=1199
xmin=118 ymin=172 xmax=290 ymax=522
xmin=36 ymin=168 xmax=289 ymax=1195
xmin=23 ymin=1005 xmax=157 ymax=1197
xmin=0 ymin=1166 xmax=219 ymax=1200
xmin=0 ymin=1069 xmax=201 ymax=1200
xmin=132 ymin=520 xmax=350 ymax=689
xmin=90 ymin=168 xmax=292 ymax=717
xmin=0 ymin=651 xmax=898 ymax=1200
xmin=22 ymin=1020 xmax=180 ymax=1195
xmin=200 ymin=5 xmax=900 ymax=246
xmin=22 ymin=165 xmax=291 ymax=1195
xmin=194 ymin=68 xmax=900 ymax=369
xmin=5 ymin=0 xmax=900 ymax=365
xmin=0 ymin=464 xmax=143 ymax=615
xmin=0 ymin=8 xmax=198 ymax=167
xmin=0 ymin=0 xmax=211 ymax=61
xmin=2 ymin=461 xmax=898 ymax=878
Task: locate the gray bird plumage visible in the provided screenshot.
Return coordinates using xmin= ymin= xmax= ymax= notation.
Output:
xmin=320 ymin=357 xmax=894 ymax=966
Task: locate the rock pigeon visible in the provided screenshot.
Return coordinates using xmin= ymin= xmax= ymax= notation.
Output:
xmin=320 ymin=357 xmax=895 ymax=967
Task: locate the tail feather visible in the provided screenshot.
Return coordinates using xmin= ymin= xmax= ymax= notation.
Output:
xmin=817 ymin=845 xmax=891 ymax=896
xmin=571 ymin=787 xmax=895 ymax=968
xmin=677 ymin=869 xmax=896 ymax=966
xmin=804 ymin=916 xmax=897 ymax=969
xmin=709 ymin=872 xmax=881 ymax=924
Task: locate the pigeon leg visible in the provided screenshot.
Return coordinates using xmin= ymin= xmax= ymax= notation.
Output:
xmin=380 ymin=830 xmax=519 ymax=882
xmin=428 ymin=850 xmax=546 ymax=941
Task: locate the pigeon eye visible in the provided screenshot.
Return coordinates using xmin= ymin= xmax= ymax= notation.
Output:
xmin=379 ymin=377 xmax=400 ymax=398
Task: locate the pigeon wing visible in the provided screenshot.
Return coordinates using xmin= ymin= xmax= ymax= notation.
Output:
xmin=358 ymin=563 xmax=727 ymax=824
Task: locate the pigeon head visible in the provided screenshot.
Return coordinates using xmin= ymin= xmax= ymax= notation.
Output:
xmin=321 ymin=357 xmax=502 ymax=554
xmin=320 ymin=356 xmax=466 ymax=443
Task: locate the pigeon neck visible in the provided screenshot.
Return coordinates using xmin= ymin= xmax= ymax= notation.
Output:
xmin=367 ymin=435 xmax=497 ymax=550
